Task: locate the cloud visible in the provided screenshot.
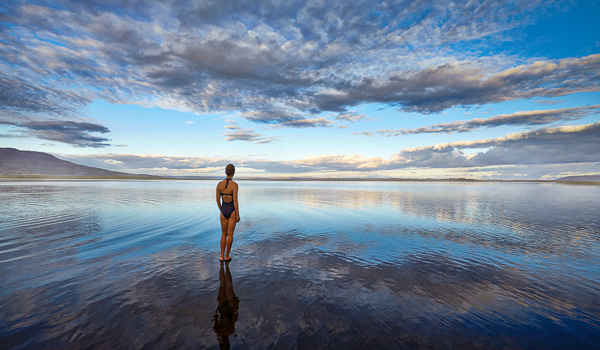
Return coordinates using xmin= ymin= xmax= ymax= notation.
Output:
xmin=534 ymin=99 xmax=565 ymax=105
xmin=312 ymin=55 xmax=600 ymax=113
xmin=222 ymin=121 xmax=278 ymax=143
xmin=241 ymin=109 xmax=333 ymax=128
xmin=0 ymin=118 xmax=112 ymax=147
xmin=463 ymin=163 xmax=600 ymax=180
xmin=104 ymin=159 xmax=124 ymax=165
xmin=62 ymin=123 xmax=600 ymax=177
xmin=0 ymin=72 xmax=90 ymax=118
xmin=63 ymin=153 xmax=228 ymax=172
xmin=353 ymin=131 xmax=373 ymax=137
xmin=334 ymin=112 xmax=369 ymax=123
xmin=377 ymin=105 xmax=600 ymax=136
xmin=274 ymin=123 xmax=600 ymax=173
xmin=1 ymin=0 xmax=594 ymax=134
xmin=393 ymin=122 xmax=600 ymax=168
xmin=280 ymin=117 xmax=332 ymax=128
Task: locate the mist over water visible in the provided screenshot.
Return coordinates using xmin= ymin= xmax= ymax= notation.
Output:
xmin=1 ymin=180 xmax=599 ymax=349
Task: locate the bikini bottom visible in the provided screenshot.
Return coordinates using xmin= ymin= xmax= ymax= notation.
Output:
xmin=221 ymin=201 xmax=235 ymax=219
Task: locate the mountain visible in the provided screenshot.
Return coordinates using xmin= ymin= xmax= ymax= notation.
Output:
xmin=555 ymin=175 xmax=600 ymax=182
xmin=0 ymin=148 xmax=159 ymax=178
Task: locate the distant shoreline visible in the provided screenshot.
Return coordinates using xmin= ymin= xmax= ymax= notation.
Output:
xmin=3 ymin=148 xmax=598 ymax=185
xmin=2 ymin=175 xmax=599 ymax=185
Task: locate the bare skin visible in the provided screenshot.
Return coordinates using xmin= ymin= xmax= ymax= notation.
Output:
xmin=216 ymin=175 xmax=240 ymax=261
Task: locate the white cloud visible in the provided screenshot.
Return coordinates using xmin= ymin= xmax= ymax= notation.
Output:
xmin=61 ymin=122 xmax=600 ymax=179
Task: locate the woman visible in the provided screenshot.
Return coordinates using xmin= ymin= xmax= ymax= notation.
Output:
xmin=216 ymin=164 xmax=240 ymax=262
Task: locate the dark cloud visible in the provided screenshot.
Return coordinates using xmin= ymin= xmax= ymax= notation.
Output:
xmin=0 ymin=73 xmax=90 ymax=118
xmin=1 ymin=0 xmax=590 ymax=133
xmin=242 ymin=109 xmax=304 ymax=125
xmin=0 ymin=118 xmax=112 ymax=147
xmin=312 ymin=56 xmax=600 ymax=113
xmin=242 ymin=110 xmax=333 ymax=128
xmin=377 ymin=105 xmax=600 ymax=136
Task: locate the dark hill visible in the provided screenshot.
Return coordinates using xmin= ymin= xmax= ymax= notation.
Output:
xmin=556 ymin=175 xmax=600 ymax=182
xmin=0 ymin=148 xmax=159 ymax=178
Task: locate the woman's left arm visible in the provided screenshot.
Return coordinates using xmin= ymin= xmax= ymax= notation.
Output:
xmin=216 ymin=185 xmax=222 ymax=210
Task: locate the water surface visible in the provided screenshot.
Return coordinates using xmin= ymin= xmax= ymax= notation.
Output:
xmin=1 ymin=180 xmax=599 ymax=349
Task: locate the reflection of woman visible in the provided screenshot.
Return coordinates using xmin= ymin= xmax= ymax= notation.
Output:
xmin=213 ymin=262 xmax=239 ymax=349
xmin=216 ymin=164 xmax=240 ymax=262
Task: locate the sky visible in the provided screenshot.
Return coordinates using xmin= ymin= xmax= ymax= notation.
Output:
xmin=1 ymin=0 xmax=599 ymax=179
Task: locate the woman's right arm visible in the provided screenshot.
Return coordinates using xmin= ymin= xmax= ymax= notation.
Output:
xmin=233 ymin=183 xmax=240 ymax=222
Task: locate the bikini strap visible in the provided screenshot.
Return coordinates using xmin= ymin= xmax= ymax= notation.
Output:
xmin=221 ymin=178 xmax=233 ymax=197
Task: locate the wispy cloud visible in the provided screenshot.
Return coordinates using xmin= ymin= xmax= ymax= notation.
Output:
xmin=534 ymin=99 xmax=565 ymax=105
xmin=0 ymin=73 xmax=90 ymax=118
xmin=377 ymin=105 xmax=600 ymax=136
xmin=64 ymin=154 xmax=229 ymax=173
xmin=222 ymin=120 xmax=278 ymax=143
xmin=334 ymin=112 xmax=369 ymax=123
xmin=353 ymin=131 xmax=373 ymax=137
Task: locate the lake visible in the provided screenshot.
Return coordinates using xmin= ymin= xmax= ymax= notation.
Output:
xmin=1 ymin=180 xmax=599 ymax=349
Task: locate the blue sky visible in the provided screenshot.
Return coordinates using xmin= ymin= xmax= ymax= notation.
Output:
xmin=1 ymin=0 xmax=599 ymax=179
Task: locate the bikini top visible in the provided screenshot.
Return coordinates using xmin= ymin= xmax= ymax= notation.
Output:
xmin=220 ymin=178 xmax=233 ymax=197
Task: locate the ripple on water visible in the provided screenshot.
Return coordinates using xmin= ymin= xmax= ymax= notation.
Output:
xmin=0 ymin=180 xmax=599 ymax=349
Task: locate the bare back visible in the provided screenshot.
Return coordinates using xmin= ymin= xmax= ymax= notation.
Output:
xmin=217 ymin=179 xmax=237 ymax=203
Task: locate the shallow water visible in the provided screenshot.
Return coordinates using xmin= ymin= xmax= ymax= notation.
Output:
xmin=1 ymin=180 xmax=599 ymax=349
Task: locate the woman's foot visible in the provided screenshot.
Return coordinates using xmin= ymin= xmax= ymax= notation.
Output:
xmin=224 ymin=256 xmax=232 ymax=261
xmin=219 ymin=255 xmax=225 ymax=262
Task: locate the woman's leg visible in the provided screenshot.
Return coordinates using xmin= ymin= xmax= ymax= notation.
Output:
xmin=224 ymin=211 xmax=237 ymax=259
xmin=220 ymin=213 xmax=229 ymax=261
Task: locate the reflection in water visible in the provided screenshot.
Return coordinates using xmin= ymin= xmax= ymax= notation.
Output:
xmin=0 ymin=180 xmax=599 ymax=349
xmin=213 ymin=261 xmax=239 ymax=349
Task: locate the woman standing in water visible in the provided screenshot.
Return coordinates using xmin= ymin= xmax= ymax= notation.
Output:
xmin=216 ymin=164 xmax=240 ymax=262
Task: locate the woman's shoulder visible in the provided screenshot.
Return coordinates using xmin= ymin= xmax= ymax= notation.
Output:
xmin=216 ymin=179 xmax=237 ymax=188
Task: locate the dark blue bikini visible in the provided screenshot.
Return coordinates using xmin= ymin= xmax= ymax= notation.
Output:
xmin=220 ymin=178 xmax=235 ymax=219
